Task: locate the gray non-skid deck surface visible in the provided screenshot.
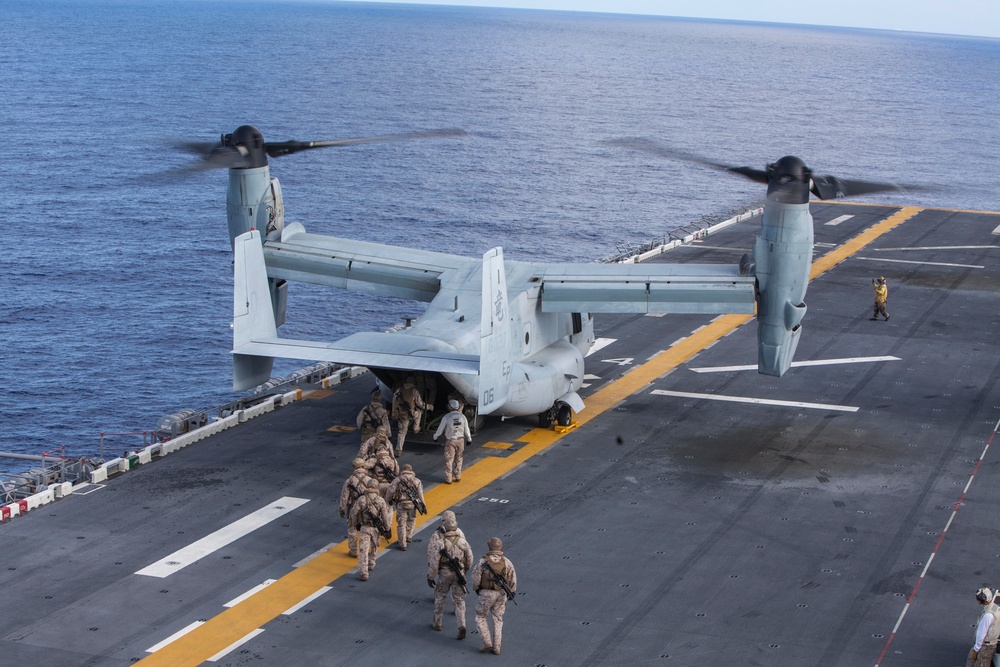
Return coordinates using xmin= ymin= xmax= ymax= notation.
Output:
xmin=1 ymin=203 xmax=999 ymax=666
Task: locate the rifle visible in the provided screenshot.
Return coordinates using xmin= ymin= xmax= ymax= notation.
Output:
xmin=439 ymin=548 xmax=468 ymax=593
xmin=363 ymin=508 xmax=392 ymax=541
xmin=376 ymin=459 xmax=397 ymax=482
xmin=400 ymin=479 xmax=427 ymax=515
xmin=490 ymin=563 xmax=517 ymax=605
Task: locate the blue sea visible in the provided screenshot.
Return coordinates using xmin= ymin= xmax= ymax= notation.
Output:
xmin=2 ymin=0 xmax=998 ymax=475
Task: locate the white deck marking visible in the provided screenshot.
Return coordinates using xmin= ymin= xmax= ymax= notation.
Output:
xmin=586 ymin=338 xmax=617 ymax=356
xmin=690 ymin=355 xmax=900 ymax=373
xmin=146 ymin=621 xmax=205 ymax=653
xmin=874 ymin=414 xmax=1000 ymax=666
xmin=293 ymin=543 xmax=336 ymax=568
xmin=674 ymin=244 xmax=744 ymax=251
xmin=206 ymin=629 xmax=265 ymax=662
xmin=224 ymin=579 xmax=277 ymax=607
xmin=651 ymin=389 xmax=858 ymax=412
xmin=644 ymin=312 xmax=666 ymax=317
xmin=824 ymin=214 xmax=854 ymax=226
xmin=283 ymin=586 xmax=333 ymax=615
xmin=873 ymin=244 xmax=997 ymax=251
xmin=71 ymin=483 xmax=106 ymax=496
xmin=135 ymin=497 xmax=310 ymax=578
xmin=856 ymin=256 xmax=984 ymax=269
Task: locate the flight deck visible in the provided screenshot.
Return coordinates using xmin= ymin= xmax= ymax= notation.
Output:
xmin=2 ymin=202 xmax=1000 ymax=667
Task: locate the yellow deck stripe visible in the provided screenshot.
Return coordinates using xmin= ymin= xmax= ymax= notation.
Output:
xmin=811 ymin=206 xmax=923 ymax=278
xmin=481 ymin=440 xmax=514 ymax=450
xmin=137 ymin=206 xmax=923 ymax=666
xmin=823 ymin=201 xmax=999 ymax=215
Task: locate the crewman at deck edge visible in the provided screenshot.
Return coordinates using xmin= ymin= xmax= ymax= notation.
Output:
xmin=966 ymin=587 xmax=1000 ymax=667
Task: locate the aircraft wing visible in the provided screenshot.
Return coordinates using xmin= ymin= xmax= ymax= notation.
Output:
xmin=262 ymin=222 xmax=470 ymax=301
xmin=537 ymin=262 xmax=756 ymax=314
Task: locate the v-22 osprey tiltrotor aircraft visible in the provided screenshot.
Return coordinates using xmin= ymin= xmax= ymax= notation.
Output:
xmin=182 ymin=126 xmax=907 ymax=427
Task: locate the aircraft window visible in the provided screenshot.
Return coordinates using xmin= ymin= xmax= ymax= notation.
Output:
xmin=524 ymin=332 xmax=530 ymax=346
xmin=572 ymin=313 xmax=583 ymax=334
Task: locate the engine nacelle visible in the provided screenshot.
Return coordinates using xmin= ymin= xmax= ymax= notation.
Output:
xmin=754 ymin=200 xmax=813 ymax=376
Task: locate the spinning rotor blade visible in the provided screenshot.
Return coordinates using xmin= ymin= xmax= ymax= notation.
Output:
xmin=605 ymin=138 xmax=768 ymax=183
xmin=264 ymin=128 xmax=467 ymax=158
xmin=607 ymin=138 xmax=922 ymax=201
xmin=174 ymin=126 xmax=467 ymax=171
xmin=173 ymin=141 xmax=253 ymax=171
xmin=808 ymin=174 xmax=908 ymax=200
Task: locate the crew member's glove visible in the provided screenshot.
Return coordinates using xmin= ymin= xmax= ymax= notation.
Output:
xmin=433 ymin=436 xmax=438 ymax=442
xmin=427 ymin=578 xmax=436 ymax=588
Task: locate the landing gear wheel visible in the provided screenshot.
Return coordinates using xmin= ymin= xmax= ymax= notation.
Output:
xmin=538 ymin=411 xmax=552 ymax=428
xmin=556 ymin=404 xmax=572 ymax=427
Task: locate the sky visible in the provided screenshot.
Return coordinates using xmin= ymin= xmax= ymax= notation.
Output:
xmin=339 ymin=0 xmax=1000 ymax=39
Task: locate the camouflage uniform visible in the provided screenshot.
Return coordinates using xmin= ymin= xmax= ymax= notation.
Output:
xmin=348 ymin=487 xmax=391 ymax=581
xmin=470 ymin=538 xmax=517 ymax=655
xmin=433 ymin=402 xmax=472 ymax=483
xmin=387 ymin=465 xmax=426 ymax=551
xmin=356 ymin=397 xmax=391 ymax=444
xmin=428 ymin=522 xmax=474 ymax=638
xmin=427 ymin=511 xmax=466 ymax=571
xmin=339 ymin=459 xmax=375 ymax=557
xmin=358 ymin=427 xmax=395 ymax=461
xmin=871 ymin=277 xmax=889 ymax=320
xmin=367 ymin=449 xmax=399 ymax=500
xmin=392 ymin=378 xmax=430 ymax=456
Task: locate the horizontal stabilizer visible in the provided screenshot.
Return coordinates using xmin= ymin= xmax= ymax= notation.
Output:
xmin=236 ymin=331 xmax=480 ymax=375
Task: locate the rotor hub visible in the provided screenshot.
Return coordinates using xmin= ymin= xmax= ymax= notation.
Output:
xmin=222 ymin=125 xmax=268 ymax=169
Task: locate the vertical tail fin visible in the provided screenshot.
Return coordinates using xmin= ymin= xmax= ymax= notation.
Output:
xmin=232 ymin=230 xmax=276 ymax=390
xmin=478 ymin=247 xmax=511 ymax=415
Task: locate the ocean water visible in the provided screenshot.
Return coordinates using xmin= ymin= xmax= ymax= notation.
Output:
xmin=2 ymin=0 xmax=998 ymax=474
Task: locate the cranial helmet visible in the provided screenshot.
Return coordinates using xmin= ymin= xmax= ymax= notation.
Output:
xmin=878 ymin=276 xmax=886 ymax=284
xmin=977 ymin=587 xmax=994 ymax=603
xmin=449 ymin=399 xmax=460 ymax=411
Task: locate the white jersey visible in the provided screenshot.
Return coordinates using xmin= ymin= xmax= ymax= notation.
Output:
xmin=434 ymin=410 xmax=471 ymax=442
